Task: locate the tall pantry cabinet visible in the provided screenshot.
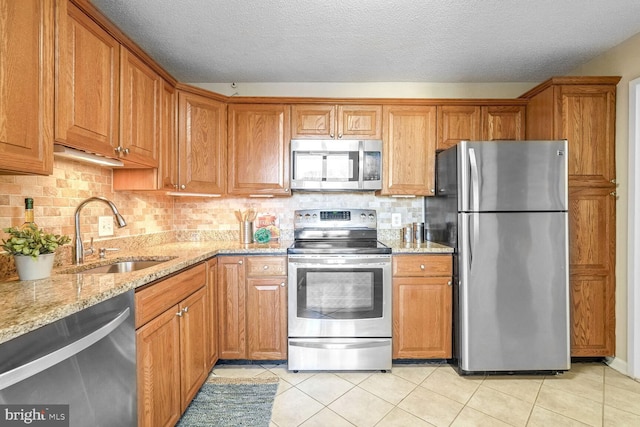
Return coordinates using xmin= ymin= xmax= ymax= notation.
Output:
xmin=521 ymin=76 xmax=620 ymax=357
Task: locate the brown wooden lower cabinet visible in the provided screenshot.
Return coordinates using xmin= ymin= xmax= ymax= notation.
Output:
xmin=392 ymin=254 xmax=453 ymax=359
xmin=205 ymin=258 xmax=219 ymax=370
xmin=218 ymin=256 xmax=288 ymax=360
xmin=569 ymin=185 xmax=616 ymax=356
xmin=135 ymin=262 xmax=209 ymax=427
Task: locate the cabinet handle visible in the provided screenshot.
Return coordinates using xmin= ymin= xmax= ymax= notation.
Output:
xmin=180 ymin=184 xmax=186 ymax=190
xmin=280 ymin=282 xmax=286 ymax=287
xmin=263 ymin=265 xmax=269 ymax=270
xmin=114 ymin=146 xmax=123 ymax=154
xmin=330 ymin=133 xmax=335 ymax=138
xmin=420 ymin=264 xmax=425 ymax=270
xmin=430 ymin=189 xmax=435 ymax=193
xmin=176 ymin=310 xmax=183 ymax=317
xmin=238 ymin=260 xmax=243 ymax=265
xmin=183 ymin=307 xmax=189 ymax=313
xmin=338 ymin=133 xmax=343 ymax=139
xmin=610 ymin=191 xmax=617 ymax=197
xmin=447 ymin=280 xmax=452 ymax=286
xmin=123 ymin=147 xmax=130 ymax=155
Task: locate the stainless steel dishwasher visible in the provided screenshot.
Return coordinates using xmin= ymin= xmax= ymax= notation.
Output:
xmin=0 ymin=290 xmax=136 ymax=426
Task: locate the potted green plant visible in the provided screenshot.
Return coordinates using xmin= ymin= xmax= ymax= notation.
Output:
xmin=2 ymin=224 xmax=71 ymax=280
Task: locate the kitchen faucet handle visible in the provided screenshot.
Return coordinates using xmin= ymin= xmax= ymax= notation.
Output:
xmin=99 ymin=247 xmax=120 ymax=259
xmin=84 ymin=237 xmax=95 ymax=257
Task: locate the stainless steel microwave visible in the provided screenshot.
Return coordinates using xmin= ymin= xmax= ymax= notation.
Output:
xmin=290 ymin=139 xmax=382 ymax=191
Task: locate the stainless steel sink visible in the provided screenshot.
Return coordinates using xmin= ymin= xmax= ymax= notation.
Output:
xmin=79 ymin=260 xmax=166 ymax=274
xmin=61 ymin=258 xmax=174 ymax=275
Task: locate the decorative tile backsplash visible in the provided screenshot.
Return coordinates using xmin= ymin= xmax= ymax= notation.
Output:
xmin=0 ymin=158 xmax=423 ymax=278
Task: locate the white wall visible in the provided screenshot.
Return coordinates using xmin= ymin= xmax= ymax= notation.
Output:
xmin=192 ymin=81 xmax=535 ymax=99
xmin=570 ymin=31 xmax=640 ymax=372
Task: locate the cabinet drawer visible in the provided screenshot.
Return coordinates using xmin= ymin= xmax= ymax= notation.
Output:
xmin=393 ymin=255 xmax=452 ymax=277
xmin=246 ymin=256 xmax=287 ymax=277
xmin=135 ymin=263 xmax=206 ymax=328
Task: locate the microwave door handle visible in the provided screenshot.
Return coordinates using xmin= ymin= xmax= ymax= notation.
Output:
xmin=358 ymin=141 xmax=364 ymax=189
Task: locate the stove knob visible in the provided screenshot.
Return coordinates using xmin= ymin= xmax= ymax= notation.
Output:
xmin=360 ymin=213 xmax=366 ymax=221
xmin=369 ymin=214 xmax=375 ymax=221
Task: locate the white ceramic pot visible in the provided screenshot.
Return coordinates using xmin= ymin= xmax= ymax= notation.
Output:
xmin=14 ymin=253 xmax=55 ymax=281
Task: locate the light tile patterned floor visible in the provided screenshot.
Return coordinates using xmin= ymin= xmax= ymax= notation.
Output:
xmin=211 ymin=362 xmax=640 ymax=427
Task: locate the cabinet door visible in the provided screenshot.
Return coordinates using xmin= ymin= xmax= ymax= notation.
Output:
xmin=218 ymin=257 xmax=246 ymax=359
xmin=392 ymin=277 xmax=452 ymax=359
xmin=119 ymin=48 xmax=160 ymax=167
xmin=0 ymin=0 xmax=53 ymax=175
xmin=246 ymin=277 xmax=287 ymax=359
xmin=227 ymin=104 xmax=291 ymax=196
xmin=436 ymin=105 xmax=481 ymax=151
xmin=381 ymin=105 xmax=437 ymax=196
xmin=178 ymin=91 xmax=227 ymax=194
xmin=569 ymin=186 xmax=616 ymax=356
xmin=205 ymin=259 xmax=219 ymax=370
xmin=56 ymin=0 xmax=119 ymax=157
xmin=179 ymin=287 xmax=208 ymax=412
xmin=159 ymin=81 xmax=177 ymax=189
xmin=481 ymin=106 xmax=525 ymax=140
xmin=291 ymin=104 xmax=335 ymax=139
xmin=558 ymin=85 xmax=616 ymax=185
xmin=337 ymin=105 xmax=382 ymax=139
xmin=137 ymin=305 xmax=181 ymax=427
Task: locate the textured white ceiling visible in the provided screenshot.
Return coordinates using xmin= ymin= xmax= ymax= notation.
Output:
xmin=90 ymin=0 xmax=640 ymax=84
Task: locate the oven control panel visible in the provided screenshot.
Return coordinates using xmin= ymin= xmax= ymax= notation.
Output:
xmin=294 ymin=209 xmax=377 ymax=229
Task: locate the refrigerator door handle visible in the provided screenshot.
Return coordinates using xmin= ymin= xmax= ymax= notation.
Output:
xmin=467 ymin=213 xmax=478 ymax=269
xmin=468 ymin=148 xmax=480 ymax=252
xmin=469 ymin=148 xmax=480 ymax=212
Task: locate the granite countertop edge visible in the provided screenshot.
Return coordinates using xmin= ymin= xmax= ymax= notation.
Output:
xmin=0 ymin=239 xmax=453 ymax=345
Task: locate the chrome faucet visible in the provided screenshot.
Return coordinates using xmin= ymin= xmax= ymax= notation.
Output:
xmin=74 ymin=197 xmax=127 ymax=264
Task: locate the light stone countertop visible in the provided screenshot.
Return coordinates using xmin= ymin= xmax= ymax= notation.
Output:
xmin=0 ymin=239 xmax=453 ymax=345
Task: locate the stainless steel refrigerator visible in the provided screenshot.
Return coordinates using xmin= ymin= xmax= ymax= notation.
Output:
xmin=425 ymin=140 xmax=570 ymax=374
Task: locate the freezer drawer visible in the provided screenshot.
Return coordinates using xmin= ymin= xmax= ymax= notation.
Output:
xmin=457 ymin=211 xmax=570 ymax=372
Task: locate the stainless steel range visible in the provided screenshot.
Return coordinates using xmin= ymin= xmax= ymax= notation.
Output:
xmin=287 ymin=209 xmax=392 ymax=371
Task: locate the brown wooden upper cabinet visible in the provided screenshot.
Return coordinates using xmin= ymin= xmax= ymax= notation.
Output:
xmin=524 ymin=81 xmax=617 ymax=186
xmin=56 ymin=0 xmax=158 ymax=167
xmin=436 ymin=105 xmax=481 ymax=151
xmin=56 ymin=0 xmax=120 ymax=159
xmin=118 ymin=48 xmax=161 ymax=167
xmin=380 ymin=105 xmax=437 ymax=196
xmin=227 ymin=104 xmax=291 ymax=196
xmin=177 ymin=91 xmax=227 ymax=194
xmin=436 ymin=104 xmax=526 ymax=151
xmin=481 ymin=105 xmax=525 ymax=141
xmin=291 ymin=104 xmax=382 ymax=139
xmin=158 ymin=82 xmax=177 ymax=190
xmin=0 ymin=0 xmax=54 ymax=175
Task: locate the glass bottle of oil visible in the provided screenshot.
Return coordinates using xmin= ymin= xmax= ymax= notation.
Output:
xmin=21 ymin=198 xmax=37 ymax=230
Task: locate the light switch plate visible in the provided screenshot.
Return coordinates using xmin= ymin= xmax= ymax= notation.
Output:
xmin=98 ymin=216 xmax=114 ymax=237
xmin=391 ymin=213 xmax=402 ymax=227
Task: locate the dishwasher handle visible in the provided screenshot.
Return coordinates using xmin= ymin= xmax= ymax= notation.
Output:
xmin=0 ymin=307 xmax=130 ymax=391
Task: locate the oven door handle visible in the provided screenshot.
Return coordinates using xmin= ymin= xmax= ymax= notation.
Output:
xmin=289 ymin=339 xmax=390 ymax=350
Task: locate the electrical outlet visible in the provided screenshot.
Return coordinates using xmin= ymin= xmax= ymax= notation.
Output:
xmin=98 ymin=216 xmax=114 ymax=237
xmin=391 ymin=213 xmax=402 ymax=227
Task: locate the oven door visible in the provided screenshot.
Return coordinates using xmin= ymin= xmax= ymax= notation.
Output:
xmin=287 ymin=254 xmax=391 ymax=338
